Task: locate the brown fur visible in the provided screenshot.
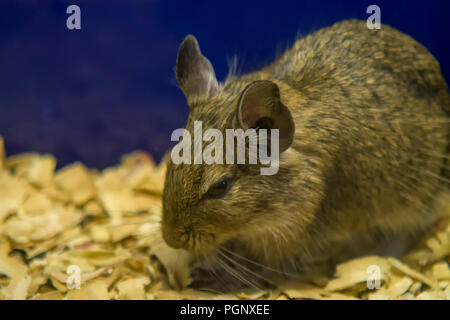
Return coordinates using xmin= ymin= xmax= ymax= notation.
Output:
xmin=161 ymin=19 xmax=450 ymax=290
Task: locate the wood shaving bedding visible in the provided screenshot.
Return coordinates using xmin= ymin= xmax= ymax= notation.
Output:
xmin=0 ymin=135 xmax=449 ymax=300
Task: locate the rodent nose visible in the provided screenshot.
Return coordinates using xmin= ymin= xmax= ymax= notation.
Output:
xmin=161 ymin=223 xmax=185 ymax=249
xmin=164 ymin=235 xmax=183 ymax=249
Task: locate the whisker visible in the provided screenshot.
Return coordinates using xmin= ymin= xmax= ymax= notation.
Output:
xmin=217 ymin=249 xmax=273 ymax=287
xmin=415 ymin=148 xmax=450 ymax=159
xmin=365 ymin=118 xmax=450 ymax=124
xmin=216 ymin=255 xmax=262 ymax=291
xmin=219 ymin=245 xmax=298 ymax=277
xmin=421 ymin=169 xmax=450 ymax=184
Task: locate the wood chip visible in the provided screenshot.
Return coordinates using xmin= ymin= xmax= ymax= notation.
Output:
xmin=66 ymin=279 xmax=110 ymax=300
xmin=388 ymin=257 xmax=438 ymax=289
xmin=116 ymin=277 xmax=150 ymax=300
xmin=3 ymin=206 xmax=83 ymax=243
xmin=0 ymin=172 xmax=28 ymax=223
xmin=282 ymin=283 xmax=327 ymax=300
xmin=0 ymin=242 xmax=28 ymax=277
xmin=431 ymin=262 xmax=450 ymax=281
xmin=54 ymin=162 xmax=96 ymax=206
xmin=0 ymin=274 xmax=31 ymax=300
xmin=27 ymin=155 xmax=56 ymax=187
xmin=325 ymin=256 xmax=391 ymax=291
xmin=385 ymin=276 xmax=414 ymax=297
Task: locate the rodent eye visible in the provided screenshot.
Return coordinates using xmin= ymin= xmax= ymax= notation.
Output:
xmin=204 ymin=178 xmax=232 ymax=199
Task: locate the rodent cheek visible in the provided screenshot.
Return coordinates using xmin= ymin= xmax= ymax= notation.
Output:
xmin=199 ymin=203 xmax=251 ymax=238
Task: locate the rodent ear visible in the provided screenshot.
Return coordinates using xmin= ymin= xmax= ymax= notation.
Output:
xmin=176 ymin=35 xmax=219 ymax=105
xmin=237 ymin=80 xmax=295 ymax=152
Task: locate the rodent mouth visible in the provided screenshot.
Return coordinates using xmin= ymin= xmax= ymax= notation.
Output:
xmin=184 ymin=231 xmax=218 ymax=255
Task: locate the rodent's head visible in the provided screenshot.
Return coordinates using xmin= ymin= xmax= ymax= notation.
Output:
xmin=162 ymin=35 xmax=295 ymax=256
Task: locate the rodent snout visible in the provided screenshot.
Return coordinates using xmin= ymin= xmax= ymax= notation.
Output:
xmin=161 ymin=222 xmax=216 ymax=253
xmin=161 ymin=223 xmax=186 ymax=250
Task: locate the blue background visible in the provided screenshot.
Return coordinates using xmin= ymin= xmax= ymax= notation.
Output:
xmin=0 ymin=0 xmax=449 ymax=168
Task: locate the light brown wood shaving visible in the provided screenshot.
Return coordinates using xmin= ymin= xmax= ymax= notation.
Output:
xmin=0 ymin=135 xmax=448 ymax=300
